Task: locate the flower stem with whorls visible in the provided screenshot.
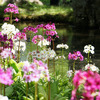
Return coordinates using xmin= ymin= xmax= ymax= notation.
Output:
xmin=52 ymin=38 xmax=55 ymax=75
xmin=0 ymin=83 xmax=2 ymax=95
xmin=73 ymin=60 xmax=75 ymax=73
xmin=62 ymin=48 xmax=63 ymax=75
xmin=17 ymin=40 xmax=20 ymax=63
xmin=35 ymin=82 xmax=38 ymax=100
xmin=10 ymin=12 xmax=12 ymax=24
xmin=87 ymin=52 xmax=90 ymax=63
xmin=48 ymin=59 xmax=50 ymax=100
xmin=3 ymin=59 xmax=5 ymax=96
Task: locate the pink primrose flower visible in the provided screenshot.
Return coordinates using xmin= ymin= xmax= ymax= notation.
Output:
xmin=14 ymin=32 xmax=27 ymax=40
xmin=71 ymin=70 xmax=100 ymax=100
xmin=22 ymin=60 xmax=50 ymax=82
xmin=32 ymin=35 xmax=44 ymax=44
xmin=4 ymin=17 xmax=9 ymax=21
xmin=0 ymin=67 xmax=13 ymax=85
xmin=15 ymin=17 xmax=19 ymax=22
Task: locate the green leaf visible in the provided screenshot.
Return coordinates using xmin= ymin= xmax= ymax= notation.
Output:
xmin=38 ymin=85 xmax=47 ymax=100
xmin=51 ymin=81 xmax=58 ymax=100
xmin=8 ymin=59 xmax=19 ymax=73
xmin=4 ymin=86 xmax=13 ymax=96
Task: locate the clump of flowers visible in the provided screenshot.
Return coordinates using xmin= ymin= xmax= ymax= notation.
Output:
xmin=13 ymin=41 xmax=26 ymax=52
xmin=32 ymin=35 xmax=44 ymax=44
xmin=38 ymin=39 xmax=50 ymax=47
xmin=27 ymin=48 xmax=56 ymax=62
xmin=83 ymin=44 xmax=95 ymax=63
xmin=0 ymin=67 xmax=13 ymax=85
xmin=4 ymin=3 xmax=19 ymax=14
xmin=40 ymin=48 xmax=56 ymax=61
xmin=0 ymin=48 xmax=12 ymax=59
xmin=68 ymin=51 xmax=84 ymax=61
xmin=56 ymin=43 xmax=69 ymax=49
xmin=67 ymin=70 xmax=73 ymax=78
xmin=1 ymin=23 xmax=19 ymax=38
xmin=4 ymin=3 xmax=19 ymax=23
xmin=85 ymin=63 xmax=99 ymax=73
xmin=4 ymin=17 xmax=9 ymax=22
xmin=68 ymin=51 xmax=84 ymax=72
xmin=22 ymin=59 xmax=50 ymax=83
xmin=83 ymin=44 xmax=95 ymax=54
xmin=43 ymin=23 xmax=59 ymax=41
xmin=23 ymin=26 xmax=38 ymax=33
xmin=13 ymin=32 xmax=27 ymax=40
xmin=71 ymin=70 xmax=100 ymax=100
xmin=0 ymin=34 xmax=13 ymax=49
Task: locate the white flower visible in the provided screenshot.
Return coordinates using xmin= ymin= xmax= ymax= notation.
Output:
xmin=32 ymin=50 xmax=37 ymax=56
xmin=83 ymin=44 xmax=95 ymax=54
xmin=0 ymin=95 xmax=9 ymax=100
xmin=56 ymin=43 xmax=69 ymax=49
xmin=67 ymin=70 xmax=73 ymax=77
xmin=1 ymin=23 xmax=19 ymax=39
xmin=55 ymin=55 xmax=66 ymax=60
xmin=36 ymin=53 xmax=41 ymax=59
xmin=38 ymin=39 xmax=50 ymax=47
xmin=14 ymin=41 xmax=26 ymax=51
xmin=40 ymin=48 xmax=56 ymax=61
xmin=85 ymin=63 xmax=99 ymax=72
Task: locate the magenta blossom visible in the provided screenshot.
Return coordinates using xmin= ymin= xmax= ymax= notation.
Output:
xmin=0 ymin=67 xmax=13 ymax=85
xmin=68 ymin=51 xmax=84 ymax=61
xmin=15 ymin=17 xmax=19 ymax=22
xmin=71 ymin=70 xmax=100 ymax=100
xmin=4 ymin=3 xmax=19 ymax=14
xmin=32 ymin=35 xmax=44 ymax=44
xmin=13 ymin=32 xmax=27 ymax=40
xmin=22 ymin=59 xmax=50 ymax=83
xmin=23 ymin=26 xmax=38 ymax=33
xmin=4 ymin=17 xmax=9 ymax=21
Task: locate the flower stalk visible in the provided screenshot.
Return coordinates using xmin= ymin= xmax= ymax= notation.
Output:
xmin=52 ymin=38 xmax=55 ymax=75
xmin=87 ymin=52 xmax=90 ymax=63
xmin=10 ymin=12 xmax=12 ymax=24
xmin=48 ymin=59 xmax=50 ymax=100
xmin=17 ymin=40 xmax=20 ymax=63
xmin=35 ymin=82 xmax=38 ymax=100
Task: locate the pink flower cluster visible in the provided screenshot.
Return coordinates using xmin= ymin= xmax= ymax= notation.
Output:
xmin=23 ymin=23 xmax=59 ymax=41
xmin=32 ymin=35 xmax=44 ymax=44
xmin=44 ymin=23 xmax=59 ymax=41
xmin=0 ymin=34 xmax=13 ymax=49
xmin=15 ymin=17 xmax=19 ymax=22
xmin=23 ymin=26 xmax=38 ymax=33
xmin=22 ymin=59 xmax=50 ymax=83
xmin=68 ymin=51 xmax=84 ymax=61
xmin=4 ymin=17 xmax=9 ymax=21
xmin=0 ymin=67 xmax=13 ymax=85
xmin=4 ymin=3 xmax=19 ymax=14
xmin=13 ymin=32 xmax=27 ymax=40
xmin=71 ymin=70 xmax=100 ymax=100
xmin=0 ymin=48 xmax=12 ymax=59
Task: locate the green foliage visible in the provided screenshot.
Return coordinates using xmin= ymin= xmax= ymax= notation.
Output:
xmin=8 ymin=59 xmax=19 ymax=73
xmin=8 ymin=79 xmax=26 ymax=100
